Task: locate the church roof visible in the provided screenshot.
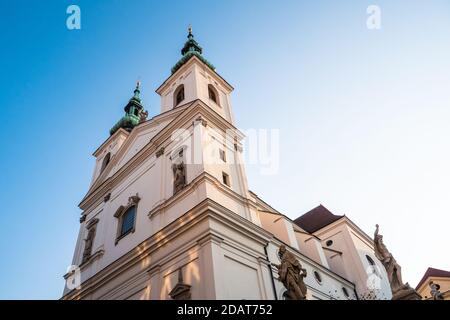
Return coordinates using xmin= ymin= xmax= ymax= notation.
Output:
xmin=416 ymin=267 xmax=450 ymax=290
xmin=293 ymin=205 xmax=344 ymax=233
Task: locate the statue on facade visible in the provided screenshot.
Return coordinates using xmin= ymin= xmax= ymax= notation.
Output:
xmin=172 ymin=162 xmax=186 ymax=194
xmin=373 ymin=224 xmax=421 ymax=300
xmin=272 ymin=245 xmax=308 ymax=300
xmin=82 ymin=227 xmax=96 ymax=264
xmin=139 ymin=110 xmax=148 ymax=123
xmin=429 ymin=281 xmax=444 ymax=300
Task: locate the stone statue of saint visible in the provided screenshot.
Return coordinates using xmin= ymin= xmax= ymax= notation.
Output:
xmin=139 ymin=110 xmax=148 ymax=123
xmin=373 ymin=224 xmax=404 ymax=294
xmin=172 ymin=162 xmax=186 ymax=194
xmin=373 ymin=224 xmax=421 ymax=299
xmin=273 ymin=245 xmax=308 ymax=300
xmin=82 ymin=227 xmax=96 ymax=264
xmin=429 ymin=281 xmax=444 ymax=300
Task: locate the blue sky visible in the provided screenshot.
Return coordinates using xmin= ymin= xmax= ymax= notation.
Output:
xmin=0 ymin=0 xmax=449 ymax=299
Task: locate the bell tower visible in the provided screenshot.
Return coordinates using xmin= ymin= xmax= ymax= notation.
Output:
xmin=156 ymin=27 xmax=236 ymax=124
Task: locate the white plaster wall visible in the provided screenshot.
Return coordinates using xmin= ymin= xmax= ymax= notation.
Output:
xmin=158 ymin=60 xmax=233 ymax=124
xmin=91 ymin=132 xmax=128 ymax=184
xmin=316 ymin=222 xmax=392 ymax=299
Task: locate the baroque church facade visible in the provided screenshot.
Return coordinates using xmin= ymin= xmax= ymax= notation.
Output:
xmin=62 ymin=30 xmax=393 ymax=300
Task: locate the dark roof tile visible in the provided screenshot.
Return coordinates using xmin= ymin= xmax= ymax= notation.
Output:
xmin=294 ymin=205 xmax=344 ymax=233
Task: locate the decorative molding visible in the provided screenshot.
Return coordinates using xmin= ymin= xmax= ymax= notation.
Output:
xmin=169 ymin=268 xmax=192 ymax=300
xmin=86 ymin=218 xmax=99 ymax=229
xmin=148 ymin=171 xmax=259 ymax=220
xmin=197 ymin=233 xmax=224 ymax=247
xmin=104 ymin=193 xmax=111 ymax=202
xmin=113 ymin=205 xmax=126 ymax=218
xmin=128 ymin=193 xmax=141 ymax=206
xmin=147 ymin=264 xmax=161 ymax=277
xmin=63 ymin=196 xmax=356 ymax=300
xmin=194 ymin=116 xmax=207 ymax=127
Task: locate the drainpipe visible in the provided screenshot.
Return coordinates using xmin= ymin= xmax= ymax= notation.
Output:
xmin=264 ymin=243 xmax=278 ymax=300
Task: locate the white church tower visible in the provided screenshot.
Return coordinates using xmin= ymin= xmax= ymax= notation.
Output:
xmin=62 ymin=29 xmax=390 ymax=300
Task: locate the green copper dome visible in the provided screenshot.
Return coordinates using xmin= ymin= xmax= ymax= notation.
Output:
xmin=171 ymin=27 xmax=215 ymax=74
xmin=110 ymin=81 xmax=148 ymax=135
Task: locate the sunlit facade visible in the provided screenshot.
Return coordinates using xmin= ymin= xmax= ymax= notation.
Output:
xmin=62 ymin=31 xmax=392 ymax=300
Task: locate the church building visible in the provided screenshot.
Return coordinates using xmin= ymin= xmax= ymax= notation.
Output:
xmin=62 ymin=29 xmax=393 ymax=300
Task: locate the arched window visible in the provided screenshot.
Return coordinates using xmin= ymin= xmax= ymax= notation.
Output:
xmin=174 ymin=84 xmax=185 ymax=107
xmin=208 ymin=84 xmax=219 ymax=106
xmin=366 ymin=254 xmax=380 ymax=276
xmin=120 ymin=206 xmax=136 ymax=237
xmin=100 ymin=152 xmax=111 ymax=173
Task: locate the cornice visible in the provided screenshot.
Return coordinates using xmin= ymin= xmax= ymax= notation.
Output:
xmin=63 ymin=198 xmax=273 ymax=300
xmin=314 ymin=216 xmax=374 ymax=249
xmin=148 ymin=171 xmax=258 ymax=220
xmin=92 ymin=128 xmax=129 ymax=157
xmin=156 ymin=55 xmax=234 ymax=95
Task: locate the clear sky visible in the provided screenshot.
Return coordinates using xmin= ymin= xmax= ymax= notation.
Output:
xmin=0 ymin=0 xmax=449 ymax=299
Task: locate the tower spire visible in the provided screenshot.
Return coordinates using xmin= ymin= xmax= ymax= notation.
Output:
xmin=171 ymin=26 xmax=215 ymax=74
xmin=131 ymin=80 xmax=141 ymax=102
xmin=110 ymin=81 xmax=147 ymax=135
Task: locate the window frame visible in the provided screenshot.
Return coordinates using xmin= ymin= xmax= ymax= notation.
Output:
xmin=114 ymin=194 xmax=140 ymax=245
xmin=100 ymin=152 xmax=111 ymax=173
xmin=174 ymin=84 xmax=185 ymax=107
xmin=222 ymin=172 xmax=231 ymax=187
xmin=219 ymin=148 xmax=226 ymax=162
xmin=120 ymin=206 xmax=136 ymax=236
xmin=208 ymin=84 xmax=220 ymax=107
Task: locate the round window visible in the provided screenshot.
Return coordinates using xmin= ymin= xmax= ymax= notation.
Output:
xmin=366 ymin=255 xmax=376 ymax=266
xmin=314 ymin=271 xmax=322 ymax=284
xmin=326 ymin=240 xmax=333 ymax=247
xmin=342 ymin=287 xmax=350 ymax=298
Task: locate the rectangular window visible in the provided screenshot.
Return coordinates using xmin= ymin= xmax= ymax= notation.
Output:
xmin=219 ymin=149 xmax=226 ymax=162
xmin=222 ymin=172 xmax=230 ymax=187
xmin=121 ymin=206 xmax=136 ymax=236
